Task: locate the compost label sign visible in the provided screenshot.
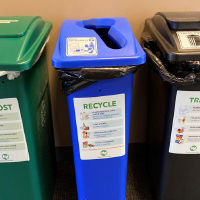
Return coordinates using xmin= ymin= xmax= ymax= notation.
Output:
xmin=169 ymin=91 xmax=200 ymax=154
xmin=177 ymin=31 xmax=200 ymax=49
xmin=74 ymin=94 xmax=125 ymax=160
xmin=0 ymin=98 xmax=29 ymax=162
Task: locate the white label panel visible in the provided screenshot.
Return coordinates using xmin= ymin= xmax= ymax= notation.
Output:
xmin=74 ymin=94 xmax=125 ymax=160
xmin=169 ymin=91 xmax=200 ymax=154
xmin=177 ymin=31 xmax=200 ymax=49
xmin=66 ymin=37 xmax=97 ymax=56
xmin=0 ymin=20 xmax=18 ymax=24
xmin=0 ymin=98 xmax=29 ymax=162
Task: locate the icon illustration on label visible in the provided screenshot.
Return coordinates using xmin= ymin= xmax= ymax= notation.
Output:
xmin=82 ymin=141 xmax=95 ymax=148
xmin=80 ymin=123 xmax=89 ymax=130
xmin=190 ymin=145 xmax=197 ymax=151
xmin=176 ymin=128 xmax=184 ymax=133
xmin=69 ymin=42 xmax=94 ymax=53
xmin=2 ymin=154 xmax=9 ymax=160
xmin=82 ymin=131 xmax=90 ymax=139
xmin=80 ymin=112 xmax=89 ymax=120
xmin=175 ymin=134 xmax=184 ymax=144
xmin=179 ymin=105 xmax=188 ymax=115
xmin=178 ymin=116 xmax=186 ymax=124
xmin=100 ymin=150 xmax=108 ymax=157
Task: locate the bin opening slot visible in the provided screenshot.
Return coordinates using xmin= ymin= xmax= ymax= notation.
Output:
xmin=78 ymin=18 xmax=126 ymax=49
xmin=84 ymin=27 xmax=120 ymax=49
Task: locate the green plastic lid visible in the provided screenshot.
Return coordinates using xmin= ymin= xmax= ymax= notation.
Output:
xmin=0 ymin=16 xmax=52 ymax=71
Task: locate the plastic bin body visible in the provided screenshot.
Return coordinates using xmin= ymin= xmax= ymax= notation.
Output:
xmin=147 ymin=69 xmax=200 ymax=200
xmin=142 ymin=12 xmax=200 ymax=200
xmin=52 ymin=17 xmax=145 ymax=200
xmin=67 ymin=73 xmax=133 ymax=200
xmin=0 ymin=17 xmax=55 ymax=200
xmin=0 ymin=51 xmax=56 ymax=200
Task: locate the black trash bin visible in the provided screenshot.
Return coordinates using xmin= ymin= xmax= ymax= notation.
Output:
xmin=142 ymin=12 xmax=200 ymax=200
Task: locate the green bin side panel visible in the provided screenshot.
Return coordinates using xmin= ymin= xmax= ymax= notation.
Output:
xmin=0 ymin=50 xmax=56 ymax=200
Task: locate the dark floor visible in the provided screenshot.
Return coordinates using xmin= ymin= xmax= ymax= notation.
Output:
xmin=53 ymin=144 xmax=152 ymax=200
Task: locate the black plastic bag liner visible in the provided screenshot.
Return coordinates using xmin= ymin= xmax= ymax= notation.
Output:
xmin=142 ymin=31 xmax=200 ymax=85
xmin=143 ymin=48 xmax=198 ymax=85
xmin=58 ymin=66 xmax=139 ymax=95
xmin=141 ymin=12 xmax=200 ymax=85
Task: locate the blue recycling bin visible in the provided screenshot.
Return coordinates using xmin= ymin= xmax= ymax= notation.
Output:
xmin=52 ymin=18 xmax=145 ymax=200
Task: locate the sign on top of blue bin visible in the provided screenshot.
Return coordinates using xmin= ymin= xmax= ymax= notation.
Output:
xmin=52 ymin=17 xmax=145 ymax=68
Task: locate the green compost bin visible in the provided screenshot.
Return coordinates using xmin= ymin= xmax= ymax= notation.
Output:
xmin=0 ymin=16 xmax=56 ymax=200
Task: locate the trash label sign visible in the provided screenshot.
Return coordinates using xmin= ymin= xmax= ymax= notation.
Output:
xmin=169 ymin=91 xmax=200 ymax=154
xmin=66 ymin=37 xmax=98 ymax=56
xmin=74 ymin=94 xmax=125 ymax=160
xmin=0 ymin=98 xmax=29 ymax=162
xmin=177 ymin=31 xmax=200 ymax=49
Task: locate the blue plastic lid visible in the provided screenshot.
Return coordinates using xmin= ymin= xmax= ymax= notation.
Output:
xmin=52 ymin=17 xmax=146 ymax=68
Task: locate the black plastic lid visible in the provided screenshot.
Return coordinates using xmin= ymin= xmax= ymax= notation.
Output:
xmin=142 ymin=12 xmax=200 ymax=62
xmin=158 ymin=12 xmax=200 ymax=30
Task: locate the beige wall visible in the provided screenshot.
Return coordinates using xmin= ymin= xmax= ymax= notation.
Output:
xmin=1 ymin=0 xmax=199 ymax=146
